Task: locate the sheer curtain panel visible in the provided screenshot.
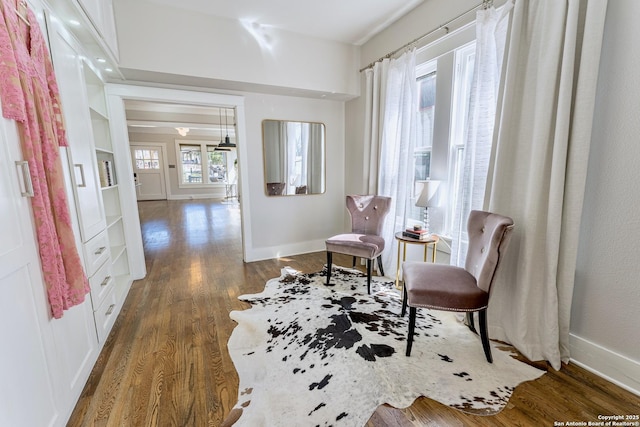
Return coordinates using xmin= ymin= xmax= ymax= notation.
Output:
xmin=377 ymin=50 xmax=418 ymax=276
xmin=450 ymin=2 xmax=513 ymax=267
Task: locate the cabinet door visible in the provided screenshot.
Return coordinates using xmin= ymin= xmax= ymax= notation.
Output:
xmin=77 ymin=0 xmax=102 ymax=30
xmin=0 ymin=112 xmax=60 ymax=427
xmin=101 ymin=0 xmax=119 ymax=59
xmin=49 ymin=25 xmax=107 ymax=242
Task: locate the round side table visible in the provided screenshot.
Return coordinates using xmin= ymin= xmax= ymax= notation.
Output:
xmin=394 ymin=231 xmax=439 ymax=289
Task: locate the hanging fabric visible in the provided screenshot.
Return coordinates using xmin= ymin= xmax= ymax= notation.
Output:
xmin=376 ymin=49 xmax=418 ymax=276
xmin=362 ymin=59 xmax=392 ymax=195
xmin=484 ymin=0 xmax=609 ymax=369
xmin=450 ymin=2 xmax=513 ymax=266
xmin=0 ymin=0 xmax=89 ymax=318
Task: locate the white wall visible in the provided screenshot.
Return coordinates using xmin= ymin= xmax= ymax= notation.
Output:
xmin=112 ymin=0 xmax=359 ymax=99
xmin=242 ymin=92 xmax=345 ymax=260
xmin=570 ymin=0 xmax=640 ymax=394
xmin=128 ymin=135 xmax=233 ymax=199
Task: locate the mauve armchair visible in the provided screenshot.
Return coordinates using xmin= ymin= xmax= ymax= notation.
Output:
xmin=325 ymin=195 xmax=391 ymax=294
xmin=401 ymin=210 xmax=514 ymax=362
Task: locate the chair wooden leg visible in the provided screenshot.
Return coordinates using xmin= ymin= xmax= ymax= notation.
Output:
xmin=478 ymin=309 xmax=493 ymax=363
xmin=352 ymin=256 xmax=357 ymax=268
xmin=326 ymin=252 xmax=332 ymax=286
xmin=467 ymin=311 xmax=477 ymax=334
xmin=366 ymin=259 xmax=372 ymax=294
xmin=406 ymin=306 xmax=416 ymax=356
xmin=401 ymin=284 xmax=408 ymax=317
xmin=377 ymin=255 xmax=385 ymax=276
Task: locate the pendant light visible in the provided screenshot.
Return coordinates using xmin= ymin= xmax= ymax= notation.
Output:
xmin=218 ymin=107 xmax=236 ymax=148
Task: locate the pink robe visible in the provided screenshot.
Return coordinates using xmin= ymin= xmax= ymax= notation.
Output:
xmin=0 ymin=0 xmax=89 ymax=318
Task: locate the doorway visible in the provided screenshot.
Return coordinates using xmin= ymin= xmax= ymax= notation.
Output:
xmin=104 ymin=85 xmax=251 ymax=273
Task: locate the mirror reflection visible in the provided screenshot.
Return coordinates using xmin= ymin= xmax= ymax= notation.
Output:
xmin=262 ymin=119 xmax=326 ymax=196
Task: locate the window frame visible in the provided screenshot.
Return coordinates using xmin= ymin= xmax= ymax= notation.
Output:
xmin=175 ymin=139 xmax=230 ymax=188
xmin=412 ymin=24 xmax=476 ymax=239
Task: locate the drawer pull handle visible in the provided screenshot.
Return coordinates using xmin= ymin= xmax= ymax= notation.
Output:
xmin=94 ymin=246 xmax=106 ymax=255
xmin=100 ymin=276 xmax=111 ymax=287
xmin=74 ymin=164 xmax=87 ymax=188
xmin=15 ymin=161 xmax=34 ymax=197
xmin=106 ymin=304 xmax=115 ymax=316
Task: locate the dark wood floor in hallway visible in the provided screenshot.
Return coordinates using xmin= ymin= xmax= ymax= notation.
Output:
xmin=68 ymin=199 xmax=639 ymax=426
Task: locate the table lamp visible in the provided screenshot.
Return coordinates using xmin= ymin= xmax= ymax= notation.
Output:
xmin=415 ymin=180 xmax=440 ymax=234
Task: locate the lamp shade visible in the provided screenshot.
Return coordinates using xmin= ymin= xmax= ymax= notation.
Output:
xmin=415 ymin=180 xmax=440 ymax=207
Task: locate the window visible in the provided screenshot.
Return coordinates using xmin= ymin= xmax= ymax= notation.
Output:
xmin=407 ymin=64 xmax=437 ymax=226
xmin=408 ymin=26 xmax=476 ymax=237
xmin=176 ymin=141 xmax=232 ymax=187
xmin=206 ymin=146 xmax=227 ymax=183
xmin=134 ymin=149 xmax=160 ymax=169
xmin=446 ymin=43 xmax=476 ymax=234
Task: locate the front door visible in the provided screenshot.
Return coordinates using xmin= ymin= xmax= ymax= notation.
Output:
xmin=131 ymin=144 xmax=167 ymax=201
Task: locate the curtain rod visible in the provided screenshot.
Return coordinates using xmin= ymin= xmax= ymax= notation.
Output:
xmin=359 ymin=0 xmax=489 ymax=72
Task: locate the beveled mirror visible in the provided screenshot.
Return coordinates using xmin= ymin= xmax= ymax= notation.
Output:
xmin=262 ymin=119 xmax=326 ymax=196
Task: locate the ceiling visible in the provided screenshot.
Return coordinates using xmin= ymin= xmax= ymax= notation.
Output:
xmin=145 ymin=0 xmax=425 ymax=45
xmin=125 ymin=1 xmax=425 ymax=138
xmin=125 ymin=100 xmax=236 ymax=142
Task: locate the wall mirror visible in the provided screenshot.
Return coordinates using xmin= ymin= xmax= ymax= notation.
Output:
xmin=262 ymin=119 xmax=326 ymax=196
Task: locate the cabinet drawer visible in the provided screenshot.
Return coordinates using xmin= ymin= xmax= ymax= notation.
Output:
xmin=83 ymin=231 xmax=110 ymax=277
xmin=94 ymin=286 xmax=118 ymax=343
xmin=89 ymin=259 xmax=113 ymax=310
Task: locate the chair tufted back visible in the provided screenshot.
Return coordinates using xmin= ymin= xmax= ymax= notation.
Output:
xmin=266 ymin=182 xmax=286 ymax=196
xmin=346 ymin=195 xmax=392 ymax=236
xmin=464 ymin=210 xmax=514 ymax=293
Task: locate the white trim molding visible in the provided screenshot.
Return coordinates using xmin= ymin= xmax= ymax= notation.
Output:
xmin=247 ymin=239 xmax=326 ymax=263
xmin=105 ymin=84 xmax=251 ymax=262
xmin=569 ymin=333 xmax=640 ymax=397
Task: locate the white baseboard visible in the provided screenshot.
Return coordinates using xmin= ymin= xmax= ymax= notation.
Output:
xmin=569 ymin=333 xmax=640 ymax=397
xmin=167 ymin=194 xmax=224 ymax=201
xmin=245 ymin=240 xmax=325 ymax=263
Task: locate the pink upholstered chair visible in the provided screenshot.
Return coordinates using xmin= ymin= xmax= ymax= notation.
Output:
xmin=401 ymin=210 xmax=514 ymax=362
xmin=266 ymin=182 xmax=286 ymax=196
xmin=325 ymin=195 xmax=391 ymax=294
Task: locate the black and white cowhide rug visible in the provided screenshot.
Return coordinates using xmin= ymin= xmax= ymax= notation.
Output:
xmin=224 ymin=266 xmax=544 ymax=426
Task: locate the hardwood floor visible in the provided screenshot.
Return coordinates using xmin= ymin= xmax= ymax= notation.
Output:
xmin=68 ymin=200 xmax=639 ymax=426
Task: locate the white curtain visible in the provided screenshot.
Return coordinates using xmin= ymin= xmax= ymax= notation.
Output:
xmin=285 ymin=122 xmax=298 ymax=192
xmin=450 ymin=3 xmax=514 ymax=266
xmin=363 ymin=59 xmax=390 ymax=195
xmin=377 ymin=50 xmax=418 ymax=276
xmin=484 ymin=0 xmax=609 ymax=370
xmin=307 ymin=123 xmax=325 ymax=193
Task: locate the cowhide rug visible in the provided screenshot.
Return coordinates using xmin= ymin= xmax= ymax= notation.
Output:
xmin=224 ymin=266 xmax=544 ymax=426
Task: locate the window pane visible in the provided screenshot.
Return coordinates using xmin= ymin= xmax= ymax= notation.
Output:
xmin=206 ymin=146 xmax=227 ymax=183
xmin=408 ymin=68 xmax=437 ymax=224
xmin=134 ymin=148 xmax=161 ymax=169
xmin=417 ymin=71 xmax=436 ymax=150
xmin=414 ymin=151 xmax=431 ymax=181
xmin=180 ymin=145 xmax=202 ymax=183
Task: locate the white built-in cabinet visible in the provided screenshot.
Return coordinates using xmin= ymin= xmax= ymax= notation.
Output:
xmin=76 ymin=0 xmax=119 ymax=59
xmin=0 ymin=2 xmax=134 ymax=426
xmin=49 ymin=11 xmax=132 ymax=344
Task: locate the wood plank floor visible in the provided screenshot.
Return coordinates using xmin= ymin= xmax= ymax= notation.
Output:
xmin=68 ymin=200 xmax=640 ymax=426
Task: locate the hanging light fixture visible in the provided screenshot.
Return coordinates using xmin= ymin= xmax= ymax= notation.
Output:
xmin=218 ymin=107 xmax=236 ymax=148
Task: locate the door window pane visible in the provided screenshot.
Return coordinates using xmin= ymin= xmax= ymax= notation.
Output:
xmin=134 ymin=149 xmax=160 ymax=169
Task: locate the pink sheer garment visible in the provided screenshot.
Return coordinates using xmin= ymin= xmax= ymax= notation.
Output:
xmin=0 ymin=0 xmax=89 ymax=319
